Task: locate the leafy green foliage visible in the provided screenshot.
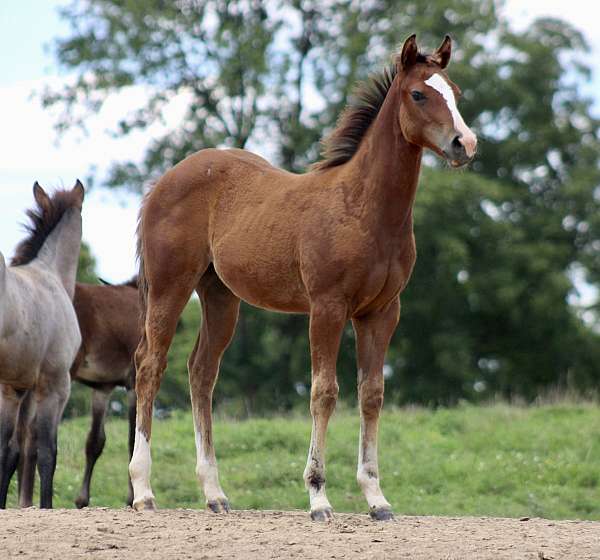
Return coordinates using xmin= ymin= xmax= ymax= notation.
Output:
xmin=7 ymin=404 xmax=600 ymax=519
xmin=43 ymin=0 xmax=600 ymax=409
xmin=75 ymin=241 xmax=98 ymax=284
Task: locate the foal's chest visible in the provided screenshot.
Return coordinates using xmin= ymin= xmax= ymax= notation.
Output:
xmin=352 ymin=235 xmax=417 ymax=315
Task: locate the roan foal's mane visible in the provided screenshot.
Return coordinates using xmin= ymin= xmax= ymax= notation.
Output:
xmin=312 ymin=52 xmax=431 ymax=171
xmin=11 ymin=188 xmax=82 ymax=267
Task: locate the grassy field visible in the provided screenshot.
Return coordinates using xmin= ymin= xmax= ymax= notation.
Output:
xmin=6 ymin=403 xmax=600 ymax=520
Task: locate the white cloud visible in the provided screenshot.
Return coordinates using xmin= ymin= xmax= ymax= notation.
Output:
xmin=0 ymin=77 xmax=191 ymax=281
xmin=0 ymin=78 xmax=145 ymax=281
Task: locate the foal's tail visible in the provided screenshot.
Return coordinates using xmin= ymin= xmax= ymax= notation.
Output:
xmin=135 ymin=194 xmax=150 ymax=347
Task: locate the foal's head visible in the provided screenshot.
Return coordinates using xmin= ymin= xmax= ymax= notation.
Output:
xmin=396 ymin=35 xmax=477 ymax=167
xmin=11 ymin=181 xmax=85 ymax=266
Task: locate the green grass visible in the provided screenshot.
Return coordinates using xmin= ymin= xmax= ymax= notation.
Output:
xmin=7 ymin=403 xmax=600 ymax=519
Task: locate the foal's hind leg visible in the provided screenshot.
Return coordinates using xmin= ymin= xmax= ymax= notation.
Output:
xmin=75 ymin=387 xmax=112 ymax=508
xmin=303 ymin=299 xmax=346 ymax=521
xmin=129 ymin=281 xmax=197 ymax=511
xmin=35 ymin=373 xmax=70 ymax=508
xmin=0 ymin=385 xmax=22 ymax=508
xmin=189 ymin=271 xmax=240 ymax=513
xmin=17 ymin=390 xmax=37 ymax=508
xmin=351 ymin=298 xmax=399 ymax=521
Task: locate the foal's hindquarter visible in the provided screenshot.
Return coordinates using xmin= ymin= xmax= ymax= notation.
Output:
xmin=131 ymin=76 xmax=423 ymax=520
xmin=0 ymin=205 xmax=82 ymax=508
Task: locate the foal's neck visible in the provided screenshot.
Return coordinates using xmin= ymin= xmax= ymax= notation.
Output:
xmin=348 ymin=79 xmax=423 ymax=232
xmin=36 ymin=208 xmax=82 ymax=299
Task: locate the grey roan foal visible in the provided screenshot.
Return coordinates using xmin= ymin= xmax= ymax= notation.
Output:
xmin=0 ymin=181 xmax=84 ymax=508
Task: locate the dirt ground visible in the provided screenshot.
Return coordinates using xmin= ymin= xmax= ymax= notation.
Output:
xmin=1 ymin=508 xmax=598 ymax=559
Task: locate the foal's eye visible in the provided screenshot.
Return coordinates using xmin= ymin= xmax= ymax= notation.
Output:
xmin=411 ymin=91 xmax=426 ymax=102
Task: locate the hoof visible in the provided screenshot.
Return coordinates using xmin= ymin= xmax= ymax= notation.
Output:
xmin=310 ymin=507 xmax=334 ymax=522
xmin=133 ymin=497 xmax=157 ymax=512
xmin=206 ymin=498 xmax=231 ymax=513
xmin=74 ymin=496 xmax=89 ymax=509
xmin=370 ymin=507 xmax=394 ymax=521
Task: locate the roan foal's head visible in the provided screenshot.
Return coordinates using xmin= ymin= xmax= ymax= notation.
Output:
xmin=396 ymin=34 xmax=477 ymax=167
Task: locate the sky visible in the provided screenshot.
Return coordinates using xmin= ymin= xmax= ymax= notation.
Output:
xmin=0 ymin=1 xmax=599 ymax=284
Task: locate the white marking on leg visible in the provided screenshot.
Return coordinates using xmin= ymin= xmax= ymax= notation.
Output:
xmin=357 ymin=419 xmax=390 ymax=511
xmin=128 ymin=428 xmax=155 ymax=510
xmin=424 ymin=73 xmax=477 ymax=157
xmin=303 ymin=418 xmax=333 ymax=515
xmin=194 ymin=420 xmax=228 ymax=506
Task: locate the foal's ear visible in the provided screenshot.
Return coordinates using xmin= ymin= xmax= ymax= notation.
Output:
xmin=397 ymin=34 xmax=419 ymax=70
xmin=33 ymin=181 xmax=51 ymax=210
xmin=72 ymin=179 xmax=85 ymax=207
xmin=433 ymin=35 xmax=452 ymax=69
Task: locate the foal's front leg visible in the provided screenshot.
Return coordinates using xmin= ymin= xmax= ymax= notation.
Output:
xmin=303 ymin=301 xmax=346 ymax=521
xmin=35 ymin=375 xmax=70 ymax=509
xmin=17 ymin=390 xmax=37 ymax=508
xmin=352 ymin=297 xmax=399 ymax=520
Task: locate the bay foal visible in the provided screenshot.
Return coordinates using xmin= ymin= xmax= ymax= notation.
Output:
xmin=0 ymin=182 xmax=84 ymax=508
xmin=130 ymin=35 xmax=477 ymax=520
xmin=70 ymin=278 xmax=139 ymax=508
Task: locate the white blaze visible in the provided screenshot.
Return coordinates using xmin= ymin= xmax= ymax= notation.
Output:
xmin=424 ymin=73 xmax=477 ymax=157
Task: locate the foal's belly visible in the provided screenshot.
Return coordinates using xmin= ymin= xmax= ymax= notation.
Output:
xmin=74 ymin=355 xmax=131 ymax=386
xmin=213 ymin=254 xmax=310 ymax=314
xmin=211 ymin=232 xmax=309 ymax=313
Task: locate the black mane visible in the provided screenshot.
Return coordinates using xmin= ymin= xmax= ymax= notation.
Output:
xmin=11 ymin=188 xmax=82 ymax=266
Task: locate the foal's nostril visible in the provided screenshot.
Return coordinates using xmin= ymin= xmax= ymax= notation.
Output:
xmin=452 ymin=135 xmax=463 ymax=150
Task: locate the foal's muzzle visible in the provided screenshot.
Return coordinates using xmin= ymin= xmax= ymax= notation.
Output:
xmin=444 ymin=133 xmax=477 ymax=168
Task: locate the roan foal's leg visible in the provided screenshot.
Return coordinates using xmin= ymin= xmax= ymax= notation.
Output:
xmin=129 ymin=284 xmax=194 ymax=512
xmin=189 ymin=272 xmax=240 ymax=513
xmin=303 ymin=301 xmax=346 ymax=521
xmin=351 ymin=297 xmax=400 ymax=521
xmin=35 ymin=374 xmax=70 ymax=509
xmin=75 ymin=387 xmax=112 ymax=508
xmin=17 ymin=390 xmax=37 ymax=508
xmin=0 ymin=385 xmax=22 ymax=508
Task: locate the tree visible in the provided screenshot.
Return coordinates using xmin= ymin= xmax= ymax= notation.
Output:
xmin=44 ymin=0 xmax=600 ymax=410
xmin=43 ymin=0 xmax=276 ymax=191
xmin=76 ymin=241 xmax=99 ymax=284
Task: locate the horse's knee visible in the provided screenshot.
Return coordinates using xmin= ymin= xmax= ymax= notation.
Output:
xmin=359 ymin=380 xmax=384 ymax=419
xmin=310 ymin=378 xmax=339 ymax=416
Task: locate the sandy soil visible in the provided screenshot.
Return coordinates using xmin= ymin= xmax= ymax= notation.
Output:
xmin=0 ymin=508 xmax=598 ymax=559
